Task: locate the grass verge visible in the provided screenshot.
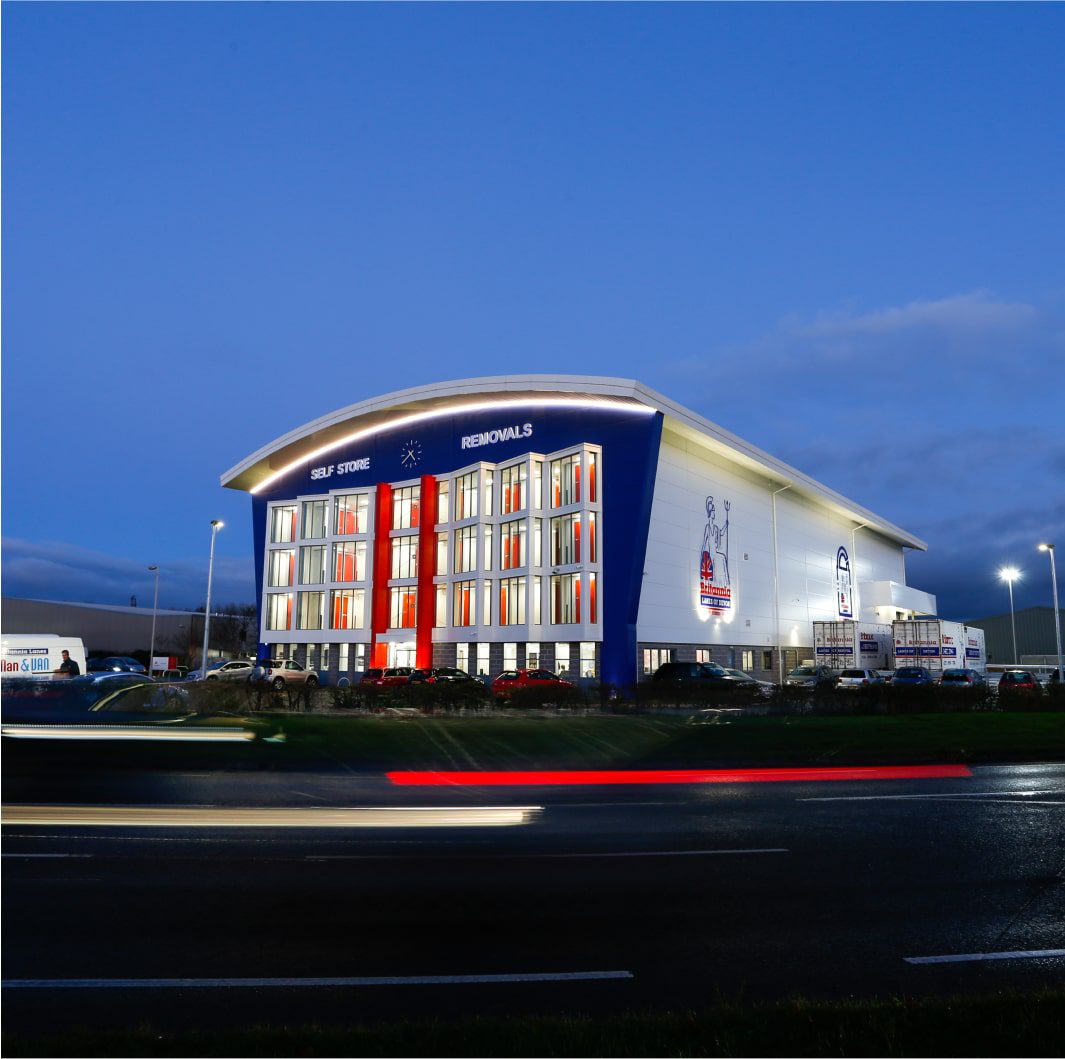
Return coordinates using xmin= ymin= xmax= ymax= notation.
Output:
xmin=5 ymin=990 xmax=1064 ymax=1057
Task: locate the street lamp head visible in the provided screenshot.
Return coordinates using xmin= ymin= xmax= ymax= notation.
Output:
xmin=1038 ymin=542 xmax=1053 ymax=552
xmin=211 ymin=520 xmax=224 ymax=529
xmin=148 ymin=564 xmax=158 ymax=572
xmin=998 ymin=566 xmax=1021 ymax=583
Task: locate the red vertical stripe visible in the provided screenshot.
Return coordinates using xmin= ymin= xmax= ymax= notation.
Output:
xmin=415 ymin=475 xmax=438 ymax=669
xmin=370 ymin=482 xmax=393 ymax=664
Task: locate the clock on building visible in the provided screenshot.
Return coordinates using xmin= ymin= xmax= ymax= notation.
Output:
xmin=400 ymin=439 xmax=423 ymax=469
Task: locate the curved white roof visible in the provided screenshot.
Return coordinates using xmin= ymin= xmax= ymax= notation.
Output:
xmin=221 ymin=374 xmax=925 ymax=550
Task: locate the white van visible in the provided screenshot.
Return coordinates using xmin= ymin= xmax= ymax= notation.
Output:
xmin=1 ymin=634 xmax=88 ymax=680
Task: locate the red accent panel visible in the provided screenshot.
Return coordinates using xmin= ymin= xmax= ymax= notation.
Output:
xmin=387 ymin=765 xmax=974 ymax=787
xmin=415 ymin=475 xmax=439 ymax=670
xmin=370 ymin=483 xmax=393 ymax=663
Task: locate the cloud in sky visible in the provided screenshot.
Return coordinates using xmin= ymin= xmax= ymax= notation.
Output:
xmin=1 ymin=538 xmax=255 ymax=611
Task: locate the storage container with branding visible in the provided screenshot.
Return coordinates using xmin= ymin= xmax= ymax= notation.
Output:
xmin=892 ymin=620 xmax=979 ymax=673
xmin=813 ymin=621 xmax=893 ymax=671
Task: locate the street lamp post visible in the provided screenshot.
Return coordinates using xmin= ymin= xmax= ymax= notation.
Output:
xmin=997 ymin=566 xmax=1021 ymax=665
xmin=201 ymin=521 xmax=224 ymax=676
xmin=1038 ymin=543 xmax=1063 ymax=682
xmin=147 ymin=565 xmax=160 ymax=676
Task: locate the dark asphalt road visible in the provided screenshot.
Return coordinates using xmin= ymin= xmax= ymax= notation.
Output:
xmin=3 ymin=761 xmax=1064 ymax=1032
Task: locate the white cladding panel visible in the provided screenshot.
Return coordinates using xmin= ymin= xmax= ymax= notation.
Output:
xmin=637 ymin=431 xmax=907 ymax=649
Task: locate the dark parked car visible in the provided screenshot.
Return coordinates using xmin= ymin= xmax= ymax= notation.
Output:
xmin=891 ymin=666 xmax=935 ymax=687
xmin=409 ymin=667 xmax=481 ymax=686
xmin=997 ymin=669 xmax=1041 ymax=695
xmin=939 ymin=669 xmax=986 ymax=687
xmin=652 ymin=661 xmax=727 ymax=682
xmin=87 ymin=655 xmax=147 ymax=674
xmin=784 ymin=665 xmax=837 ymax=690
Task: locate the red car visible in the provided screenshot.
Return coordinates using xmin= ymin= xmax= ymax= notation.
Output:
xmin=360 ymin=667 xmax=414 ymax=689
xmin=997 ymin=670 xmax=1041 ymax=695
xmin=491 ymin=668 xmax=575 ymax=700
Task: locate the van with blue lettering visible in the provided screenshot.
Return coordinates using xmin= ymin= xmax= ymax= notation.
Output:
xmin=1 ymin=635 xmax=88 ymax=681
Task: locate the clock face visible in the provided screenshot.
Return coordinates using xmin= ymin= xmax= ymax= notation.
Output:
xmin=400 ymin=439 xmax=422 ymax=469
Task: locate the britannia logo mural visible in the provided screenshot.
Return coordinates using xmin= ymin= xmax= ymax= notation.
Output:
xmin=836 ymin=546 xmax=853 ymax=619
xmin=699 ymin=495 xmax=732 ymax=612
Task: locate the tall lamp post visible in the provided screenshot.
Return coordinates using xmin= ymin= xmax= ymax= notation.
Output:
xmin=147 ymin=565 xmax=160 ymax=676
xmin=997 ymin=566 xmax=1021 ymax=665
xmin=201 ymin=520 xmax=224 ymax=676
xmin=1037 ymin=543 xmax=1063 ymax=682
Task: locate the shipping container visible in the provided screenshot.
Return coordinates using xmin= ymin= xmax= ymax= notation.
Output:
xmin=813 ymin=621 xmax=893 ymax=671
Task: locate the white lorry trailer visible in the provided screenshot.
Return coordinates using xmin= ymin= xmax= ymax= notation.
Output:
xmin=813 ymin=621 xmax=893 ymax=671
xmin=1 ymin=634 xmax=88 ymax=680
xmin=892 ymin=620 xmax=986 ymax=674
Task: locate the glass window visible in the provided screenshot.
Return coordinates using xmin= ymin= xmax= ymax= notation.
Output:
xmin=550 ymin=514 xmax=581 ymax=566
xmin=742 ymin=650 xmax=754 ymax=671
xmin=550 ymin=453 xmax=581 ymax=508
xmin=501 ymin=463 xmax=527 ymax=514
xmin=266 ymin=593 xmax=292 ymax=631
xmin=453 ymin=580 xmax=476 ymax=627
xmin=482 ymin=580 xmax=492 ymax=626
xmin=555 ymin=642 xmax=571 ymax=676
xmin=389 ymin=588 xmax=417 ymax=629
xmin=437 ymin=480 xmax=449 ymax=525
xmin=483 ymin=524 xmax=493 ymax=571
xmin=392 ymin=486 xmax=421 ymax=530
xmin=476 ymin=643 xmax=490 ymax=677
xmin=299 ymin=546 xmax=327 ymax=585
xmin=454 ymin=526 xmax=477 ymax=573
xmin=696 ymin=649 xmax=711 ymax=664
xmin=297 ymin=591 xmax=325 ymax=630
xmin=533 ymin=461 xmax=543 ymax=509
xmin=454 ymin=471 xmax=479 ymax=521
xmin=268 ymin=549 xmax=295 ymax=588
xmin=301 ymin=501 xmax=328 ymax=539
xmin=435 ymin=585 xmax=447 ymax=628
xmin=501 ymin=519 xmax=527 ymax=570
xmin=499 ymin=576 xmax=526 ymax=626
xmin=642 ymin=648 xmax=673 ymax=675
xmin=320 ymin=643 xmax=329 ymax=671
xmin=526 ymin=642 xmax=540 ymax=669
xmin=762 ymin=650 xmax=774 ymax=671
xmin=391 ymin=536 xmax=419 ymax=579
xmin=306 ymin=643 xmax=318 ymax=670
xmin=503 ymin=642 xmax=518 ymax=670
xmin=484 ymin=470 xmax=494 ymax=517
xmin=589 ymin=572 xmax=597 ymax=624
xmin=533 ymin=575 xmax=542 ymax=625
xmin=330 ymin=589 xmax=365 ymax=630
xmin=551 ymin=573 xmax=580 ymax=624
xmin=533 ymin=519 xmax=543 ymax=567
xmin=334 ymin=494 xmax=369 ymax=535
xmin=270 ymin=505 xmax=297 ymax=544
xmin=588 ymin=512 xmax=597 ymax=563
xmin=588 ymin=451 xmax=599 ymax=503
xmin=456 ymin=642 xmax=470 ymax=672
xmin=339 ymin=643 xmax=350 ymax=673
xmin=580 ymin=642 xmax=596 ymax=678
xmin=436 ymin=532 xmax=448 ymax=575
xmin=332 ymin=541 xmax=366 ymax=582
xmin=354 ymin=643 xmax=366 ymax=672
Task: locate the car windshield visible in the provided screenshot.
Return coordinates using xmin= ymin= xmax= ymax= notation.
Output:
xmin=790 ymin=667 xmax=817 ymax=677
xmin=895 ymin=668 xmax=924 ymax=677
xmin=841 ymin=670 xmax=865 ymax=678
xmin=206 ymin=661 xmax=227 ymax=671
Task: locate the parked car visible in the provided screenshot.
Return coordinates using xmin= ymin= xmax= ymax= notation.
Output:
xmin=784 ymin=665 xmax=837 ymax=690
xmin=492 ymin=668 xmax=575 ymax=700
xmin=652 ymin=661 xmax=727 ymax=682
xmin=87 ymin=655 xmax=147 ymax=674
xmin=996 ymin=669 xmax=1041 ymax=696
xmin=359 ymin=668 xmax=386 ymax=688
xmin=891 ymin=666 xmax=935 ymax=687
xmin=256 ymin=659 xmax=320 ymax=690
xmin=187 ymin=660 xmax=255 ymax=682
xmin=723 ymin=668 xmax=775 ymax=696
xmin=939 ymin=669 xmax=986 ymax=687
xmin=409 ymin=667 xmax=481 ymax=686
xmin=836 ymin=668 xmax=884 ymax=691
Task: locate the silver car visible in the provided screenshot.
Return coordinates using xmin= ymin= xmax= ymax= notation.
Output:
xmin=204 ymin=660 xmax=255 ymax=682
xmin=836 ymin=668 xmax=884 ymax=691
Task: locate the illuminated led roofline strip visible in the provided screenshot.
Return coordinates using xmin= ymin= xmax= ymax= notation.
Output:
xmin=249 ymin=396 xmax=656 ymax=494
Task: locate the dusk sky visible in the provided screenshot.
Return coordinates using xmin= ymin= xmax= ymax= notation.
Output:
xmin=3 ymin=3 xmax=1063 ymax=620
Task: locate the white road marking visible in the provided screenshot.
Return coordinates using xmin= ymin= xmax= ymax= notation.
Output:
xmin=2 ymin=971 xmax=634 ymax=989
xmin=1 ymin=725 xmax=256 ymax=742
xmin=905 ymin=948 xmax=1065 ymax=965
xmin=307 ymin=847 xmax=788 ymax=861
xmin=799 ymin=790 xmax=1064 ymax=803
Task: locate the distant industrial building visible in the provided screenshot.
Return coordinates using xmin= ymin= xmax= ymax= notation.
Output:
xmin=963 ymin=606 xmax=1065 ymax=665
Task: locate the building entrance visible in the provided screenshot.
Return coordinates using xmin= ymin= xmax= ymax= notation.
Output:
xmin=388 ymin=641 xmax=417 ymax=668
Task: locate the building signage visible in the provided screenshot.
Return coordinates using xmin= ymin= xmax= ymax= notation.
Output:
xmin=461 ymin=422 xmax=534 ymax=450
xmin=859 ymin=635 xmax=878 ymax=653
xmin=699 ymin=494 xmax=732 ymax=612
xmin=310 ymin=457 xmax=371 ymax=481
xmin=1 ymin=647 xmax=51 ymax=674
xmin=836 ymin=546 xmax=853 ymax=619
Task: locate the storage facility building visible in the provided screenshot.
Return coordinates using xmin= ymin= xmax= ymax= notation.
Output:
xmin=221 ymin=376 xmax=936 ymax=686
